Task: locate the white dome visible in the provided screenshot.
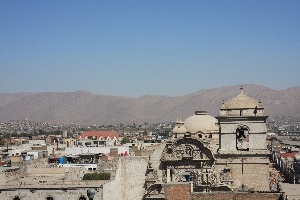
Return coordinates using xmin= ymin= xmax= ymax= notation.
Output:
xmin=172 ymin=125 xmax=188 ymax=134
xmin=184 ymin=111 xmax=218 ymax=133
xmin=172 ymin=119 xmax=187 ymax=134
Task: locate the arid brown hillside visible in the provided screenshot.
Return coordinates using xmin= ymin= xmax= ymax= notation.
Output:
xmin=0 ymin=85 xmax=299 ymax=125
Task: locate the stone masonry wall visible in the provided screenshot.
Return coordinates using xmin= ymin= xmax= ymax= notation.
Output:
xmin=103 ymin=158 xmax=121 ymax=200
xmin=103 ymin=143 xmax=164 ymax=200
xmin=215 ymin=156 xmax=270 ymax=191
xmin=103 ymin=156 xmax=148 ymax=200
xmin=0 ymin=169 xmax=20 ymax=185
xmin=120 ymin=156 xmax=149 ymax=200
xmin=0 ymin=188 xmax=103 ymax=200
xmin=220 ymin=119 xmax=267 ymax=150
xmin=20 ymin=158 xmax=48 ymax=176
xmin=149 ymin=143 xmax=166 ymax=181
xmin=0 ymin=158 xmax=47 ymax=186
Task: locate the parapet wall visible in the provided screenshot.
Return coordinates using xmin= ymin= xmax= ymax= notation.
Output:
xmin=165 ymin=182 xmax=281 ymax=200
xmin=0 ymin=169 xmax=20 ymax=186
xmin=120 ymin=156 xmax=149 ymax=200
xmin=103 ymin=158 xmax=121 ymax=200
xmin=19 ymin=158 xmax=48 ymax=176
xmin=0 ymin=187 xmax=103 ymax=200
xmin=103 ymin=156 xmax=149 ymax=200
xmin=191 ymin=192 xmax=281 ymax=200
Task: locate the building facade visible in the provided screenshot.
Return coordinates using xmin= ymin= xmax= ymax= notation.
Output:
xmin=0 ymin=87 xmax=282 ymax=200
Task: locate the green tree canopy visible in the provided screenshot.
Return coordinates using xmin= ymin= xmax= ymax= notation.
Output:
xmin=82 ymin=171 xmax=110 ymax=180
xmin=121 ymin=137 xmax=131 ymax=144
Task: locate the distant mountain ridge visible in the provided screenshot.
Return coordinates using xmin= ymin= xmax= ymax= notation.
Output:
xmin=0 ymin=84 xmax=299 ymax=125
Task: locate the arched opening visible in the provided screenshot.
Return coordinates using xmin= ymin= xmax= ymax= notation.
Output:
xmin=197 ymin=131 xmax=204 ymax=139
xmin=160 ymin=137 xmax=215 ymax=193
xmin=236 ymin=125 xmax=249 ymax=150
xmin=46 ymin=196 xmax=54 ymax=200
xmin=13 ymin=196 xmax=20 ymax=200
xmin=79 ymin=196 xmax=86 ymax=200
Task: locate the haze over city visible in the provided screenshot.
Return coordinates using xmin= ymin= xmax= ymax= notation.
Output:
xmin=1 ymin=2 xmax=300 ymax=199
xmin=1 ymin=1 xmax=300 ymax=97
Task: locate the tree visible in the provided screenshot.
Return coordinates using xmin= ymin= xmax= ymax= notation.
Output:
xmin=121 ymin=137 xmax=131 ymax=144
xmin=82 ymin=171 xmax=110 ymax=180
xmin=0 ymin=137 xmax=5 ymax=145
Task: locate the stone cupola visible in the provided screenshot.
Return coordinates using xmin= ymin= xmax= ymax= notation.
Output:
xmin=220 ymin=86 xmax=265 ymax=117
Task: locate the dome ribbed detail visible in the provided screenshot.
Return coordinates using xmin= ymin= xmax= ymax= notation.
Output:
xmin=222 ymin=86 xmax=263 ymax=109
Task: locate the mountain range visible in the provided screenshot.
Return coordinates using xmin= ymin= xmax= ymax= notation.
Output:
xmin=0 ymin=84 xmax=299 ymax=125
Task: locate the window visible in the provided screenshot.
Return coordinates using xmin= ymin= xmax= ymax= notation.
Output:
xmin=236 ymin=125 xmax=249 ymax=151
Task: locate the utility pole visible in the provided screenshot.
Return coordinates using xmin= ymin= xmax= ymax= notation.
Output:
xmin=286 ymin=148 xmax=288 ymax=183
xmin=242 ymin=154 xmax=245 ymax=191
xmin=6 ymin=128 xmax=12 ymax=152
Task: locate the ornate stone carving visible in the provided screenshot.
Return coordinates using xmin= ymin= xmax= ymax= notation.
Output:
xmin=144 ymin=162 xmax=160 ymax=194
xmin=159 ymin=137 xmax=218 ymax=192
xmin=144 ymin=183 xmax=165 ymax=198
xmin=209 ymin=173 xmax=217 ymax=186
xmin=161 ymin=137 xmax=215 ymax=163
xmin=219 ymin=165 xmax=233 ymax=187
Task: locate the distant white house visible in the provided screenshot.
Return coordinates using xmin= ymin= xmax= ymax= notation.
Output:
xmin=58 ymin=163 xmax=97 ymax=171
xmin=266 ymin=132 xmax=276 ymax=136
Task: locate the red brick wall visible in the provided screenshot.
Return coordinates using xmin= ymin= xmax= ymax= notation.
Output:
xmin=165 ymin=183 xmax=281 ymax=200
xmin=136 ymin=150 xmax=152 ymax=156
xmin=165 ymin=183 xmax=190 ymax=200
xmin=191 ymin=192 xmax=281 ymax=200
xmin=234 ymin=193 xmax=281 ymax=200
xmin=191 ymin=193 xmax=234 ymax=200
xmin=110 ymin=148 xmax=118 ymax=157
xmin=31 ymin=146 xmax=47 ymax=150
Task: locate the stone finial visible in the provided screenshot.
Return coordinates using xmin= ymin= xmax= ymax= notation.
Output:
xmin=240 ymin=86 xmax=244 ymax=94
xmin=225 ymin=162 xmax=230 ymax=170
xmin=87 ymin=188 xmax=96 ymax=199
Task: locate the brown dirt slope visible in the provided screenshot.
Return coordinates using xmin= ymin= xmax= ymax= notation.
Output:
xmin=0 ymin=84 xmax=299 ymax=125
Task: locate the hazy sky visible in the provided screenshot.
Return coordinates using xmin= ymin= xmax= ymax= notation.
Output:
xmin=1 ymin=1 xmax=299 ymax=97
